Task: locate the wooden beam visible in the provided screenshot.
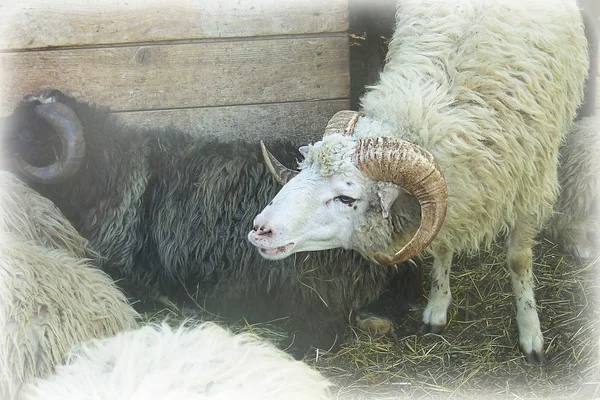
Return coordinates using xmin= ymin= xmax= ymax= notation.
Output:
xmin=0 ymin=36 xmax=350 ymax=116
xmin=115 ymin=99 xmax=350 ymax=143
xmin=1 ymin=0 xmax=349 ymax=50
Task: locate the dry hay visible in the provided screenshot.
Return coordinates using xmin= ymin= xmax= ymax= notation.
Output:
xmin=309 ymin=240 xmax=600 ymax=400
xmin=139 ymin=307 xmax=292 ymax=349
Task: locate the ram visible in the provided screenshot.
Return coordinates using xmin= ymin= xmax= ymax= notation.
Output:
xmin=0 ymin=171 xmax=139 ymax=399
xmin=23 ymin=322 xmax=333 ymax=400
xmin=250 ymin=0 xmax=589 ymax=363
xmin=2 ymin=90 xmax=421 ymax=356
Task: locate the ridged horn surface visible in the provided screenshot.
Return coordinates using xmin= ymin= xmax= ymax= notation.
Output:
xmin=353 ymin=137 xmax=448 ymax=265
xmin=13 ymin=102 xmax=86 ymax=184
xmin=260 ymin=140 xmax=299 ymax=185
xmin=323 ymin=110 xmax=362 ymax=137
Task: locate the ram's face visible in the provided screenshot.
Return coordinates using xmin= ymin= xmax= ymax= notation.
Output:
xmin=248 ymin=137 xmax=377 ymax=259
xmin=248 ymin=110 xmax=448 ymax=266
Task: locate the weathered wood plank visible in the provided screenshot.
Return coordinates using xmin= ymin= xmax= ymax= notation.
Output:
xmin=0 ymin=0 xmax=349 ymax=50
xmin=116 ymin=99 xmax=350 ymax=144
xmin=0 ymin=36 xmax=350 ymax=116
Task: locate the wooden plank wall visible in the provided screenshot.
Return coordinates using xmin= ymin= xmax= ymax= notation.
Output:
xmin=0 ymin=0 xmax=351 ymax=144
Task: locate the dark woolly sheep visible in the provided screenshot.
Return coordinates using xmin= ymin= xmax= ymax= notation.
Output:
xmin=1 ymin=90 xmax=421 ymax=356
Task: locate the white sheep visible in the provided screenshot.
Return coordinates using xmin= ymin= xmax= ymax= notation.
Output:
xmin=544 ymin=115 xmax=600 ymax=261
xmin=23 ymin=322 xmax=333 ymax=400
xmin=249 ymin=0 xmax=589 ymax=364
xmin=0 ymin=170 xmax=90 ymax=258
xmin=0 ymin=171 xmax=139 ymax=399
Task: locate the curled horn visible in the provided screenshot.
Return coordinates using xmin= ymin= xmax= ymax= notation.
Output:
xmin=353 ymin=137 xmax=448 ymax=266
xmin=323 ymin=110 xmax=362 ymax=137
xmin=260 ymin=140 xmax=299 ymax=185
xmin=13 ymin=102 xmax=86 ymax=184
xmin=260 ymin=110 xmax=361 ymax=185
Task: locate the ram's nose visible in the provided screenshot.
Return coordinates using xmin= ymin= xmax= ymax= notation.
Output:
xmin=251 ymin=214 xmax=275 ymax=238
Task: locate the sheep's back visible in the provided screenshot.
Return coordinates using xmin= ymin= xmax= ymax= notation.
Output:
xmin=360 ymin=0 xmax=589 ymax=253
xmin=23 ymin=323 xmax=333 ymax=400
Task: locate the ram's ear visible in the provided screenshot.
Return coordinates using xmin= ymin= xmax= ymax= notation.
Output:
xmin=378 ymin=186 xmax=401 ymax=218
xmin=299 ymin=145 xmax=309 ymax=157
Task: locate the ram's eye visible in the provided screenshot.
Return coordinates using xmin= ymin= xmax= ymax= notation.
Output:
xmin=335 ymin=195 xmax=356 ymax=205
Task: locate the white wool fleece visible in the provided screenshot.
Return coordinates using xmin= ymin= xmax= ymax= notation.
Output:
xmin=24 ymin=323 xmax=333 ymax=400
xmin=0 ymin=172 xmax=139 ymax=400
xmin=545 ymin=115 xmax=600 ymax=259
xmin=359 ymin=0 xmax=589 ymax=256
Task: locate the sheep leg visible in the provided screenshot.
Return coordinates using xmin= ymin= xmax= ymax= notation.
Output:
xmin=421 ymin=247 xmax=453 ymax=333
xmin=507 ymin=219 xmax=545 ymax=364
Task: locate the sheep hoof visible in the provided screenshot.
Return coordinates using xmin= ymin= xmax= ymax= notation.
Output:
xmin=568 ymin=243 xmax=595 ymax=262
xmin=524 ymin=349 xmax=546 ymax=365
xmin=355 ymin=312 xmax=396 ymax=337
xmin=420 ymin=322 xmax=445 ymax=334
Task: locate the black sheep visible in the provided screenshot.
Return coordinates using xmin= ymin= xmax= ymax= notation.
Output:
xmin=2 ymin=89 xmax=421 ymax=356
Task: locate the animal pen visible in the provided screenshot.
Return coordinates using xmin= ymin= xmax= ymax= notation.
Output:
xmin=1 ymin=1 xmax=599 ymax=399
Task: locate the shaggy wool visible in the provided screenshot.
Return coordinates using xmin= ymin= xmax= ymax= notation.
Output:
xmin=24 ymin=322 xmax=333 ymax=400
xmin=0 ymin=171 xmax=139 ymax=399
